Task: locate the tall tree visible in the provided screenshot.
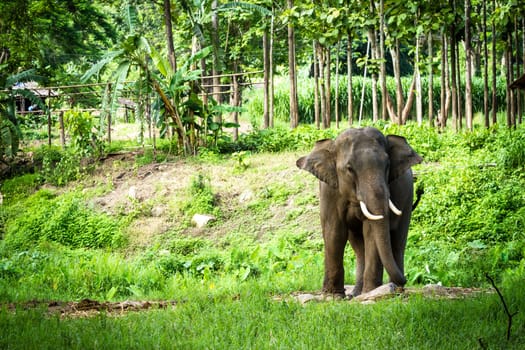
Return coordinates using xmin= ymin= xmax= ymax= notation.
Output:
xmin=163 ymin=0 xmax=177 ymax=72
xmin=428 ymin=32 xmax=434 ymax=126
xmin=347 ymin=29 xmax=354 ymax=125
xmin=491 ymin=0 xmax=497 ymax=125
xmin=0 ymin=0 xmax=115 ymax=78
xmin=211 ymin=0 xmax=222 ymax=116
xmin=287 ymin=0 xmax=299 ymax=129
xmin=483 ymin=0 xmax=489 ymax=128
xmin=464 ymin=0 xmax=473 ymax=131
xmin=379 ymin=0 xmax=387 ymax=120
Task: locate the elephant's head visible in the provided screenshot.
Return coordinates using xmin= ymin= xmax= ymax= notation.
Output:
xmin=296 ymin=127 xmax=422 ymax=286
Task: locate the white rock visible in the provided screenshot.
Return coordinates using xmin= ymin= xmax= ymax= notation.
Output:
xmin=192 ymin=214 xmax=216 ymax=228
xmin=238 ymin=190 xmax=254 ymax=203
xmin=296 ymin=294 xmax=318 ymax=304
xmin=151 ymin=206 xmax=165 ymax=217
xmin=128 ymin=186 xmax=137 ymax=200
xmin=353 ymin=283 xmax=397 ymax=302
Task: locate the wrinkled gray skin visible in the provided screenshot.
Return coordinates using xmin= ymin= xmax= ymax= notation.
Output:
xmin=296 ymin=127 xmax=422 ymax=297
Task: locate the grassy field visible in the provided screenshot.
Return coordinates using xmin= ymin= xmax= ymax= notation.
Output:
xmin=1 ymin=122 xmax=525 ymax=349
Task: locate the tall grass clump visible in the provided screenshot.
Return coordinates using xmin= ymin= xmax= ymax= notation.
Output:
xmin=178 ymin=173 xmax=220 ymax=223
xmin=2 ymin=190 xmax=125 ymax=250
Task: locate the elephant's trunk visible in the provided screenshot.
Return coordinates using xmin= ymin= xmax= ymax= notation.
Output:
xmin=370 ymin=219 xmax=407 ymax=286
xmin=360 ymin=184 xmax=406 ymax=287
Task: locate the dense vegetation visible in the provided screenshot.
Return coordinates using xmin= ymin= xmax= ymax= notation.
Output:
xmin=1 ymin=122 xmax=525 ymax=348
xmin=1 ymin=0 xmax=525 ymax=348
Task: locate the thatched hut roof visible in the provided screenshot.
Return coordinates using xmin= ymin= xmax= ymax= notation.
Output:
xmin=12 ymin=81 xmax=58 ymax=97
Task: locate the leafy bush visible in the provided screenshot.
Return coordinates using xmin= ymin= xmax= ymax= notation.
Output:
xmin=63 ymin=109 xmax=104 ymax=157
xmin=0 ymin=173 xmax=41 ymax=204
xmin=497 ymin=128 xmax=525 ymax=170
xmin=33 ymin=146 xmax=82 ymax=186
xmin=4 ymin=190 xmax=125 ymax=249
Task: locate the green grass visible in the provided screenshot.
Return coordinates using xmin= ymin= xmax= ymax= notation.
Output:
xmin=1 ymin=122 xmax=525 ymax=348
xmin=1 ymin=282 xmax=524 ymax=349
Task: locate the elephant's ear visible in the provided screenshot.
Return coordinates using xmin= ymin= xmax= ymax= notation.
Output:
xmin=296 ymin=139 xmax=338 ymax=188
xmin=386 ymin=135 xmax=423 ymax=182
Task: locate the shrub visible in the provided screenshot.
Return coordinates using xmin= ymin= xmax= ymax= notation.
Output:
xmin=4 ymin=190 xmax=125 ymax=249
xmin=179 ymin=173 xmax=219 ymax=222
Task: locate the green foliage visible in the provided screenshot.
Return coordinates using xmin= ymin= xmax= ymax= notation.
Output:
xmin=229 ymin=125 xmax=339 ymax=153
xmin=406 ymin=127 xmax=525 ymax=286
xmin=179 ymin=173 xmax=219 ymax=221
xmin=0 ymin=173 xmax=41 ymax=204
xmin=496 ymin=128 xmax=525 ymax=170
xmin=34 ymin=146 xmax=82 ymax=186
xmin=63 ymin=109 xmax=103 ymax=157
xmin=243 ymin=75 xmax=508 ymax=125
xmin=3 ymin=190 xmax=125 ymax=250
xmin=1 ymin=124 xmax=525 ymax=349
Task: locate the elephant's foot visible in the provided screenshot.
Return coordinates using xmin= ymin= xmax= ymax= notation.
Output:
xmin=321 ymin=292 xmax=347 ymax=301
xmin=349 ymin=281 xmax=363 ymax=297
xmin=322 ymin=286 xmax=347 ymax=300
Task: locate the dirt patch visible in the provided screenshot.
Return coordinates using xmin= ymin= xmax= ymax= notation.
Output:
xmin=4 ymin=285 xmax=492 ymax=318
xmin=4 ymin=299 xmax=178 ymax=318
xmin=282 ymin=284 xmax=493 ymax=305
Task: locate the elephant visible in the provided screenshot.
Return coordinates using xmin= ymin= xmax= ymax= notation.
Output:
xmin=296 ymin=127 xmax=422 ymax=297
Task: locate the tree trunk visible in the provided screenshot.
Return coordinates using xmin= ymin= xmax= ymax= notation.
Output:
xmin=428 ymin=32 xmax=434 ymax=126
xmin=390 ymin=40 xmax=404 ymax=120
xmin=522 ymin=17 xmax=525 ymax=125
xmin=483 ymin=0 xmax=489 ymax=128
xmin=211 ymin=0 xmax=221 ymax=118
xmin=335 ymin=41 xmax=340 ymax=128
xmin=324 ymin=47 xmax=332 ymax=128
xmin=263 ymin=28 xmax=270 ymax=129
xmin=379 ymin=0 xmax=387 ymax=120
xmin=163 ymin=0 xmax=176 ymax=72
xmin=507 ymin=33 xmax=516 ymax=128
xmin=269 ymin=11 xmax=275 ymax=128
xmin=415 ymin=30 xmax=423 ymax=126
xmin=521 ymin=17 xmax=525 ymax=125
xmin=318 ymin=43 xmax=327 ymax=129
xmin=514 ymin=16 xmax=521 ymax=124
xmin=347 ymin=30 xmax=354 ymax=125
xmin=401 ymin=73 xmax=417 ymax=125
xmin=231 ymin=60 xmax=240 ymax=141
xmin=314 ymin=41 xmax=320 ymax=128
xmin=440 ymin=29 xmax=447 ymax=130
xmin=464 ymin=0 xmax=473 ymax=131
xmin=491 ymin=0 xmax=497 ymax=125
xmin=287 ymin=0 xmax=299 ymax=129
xmin=368 ymin=28 xmax=379 ymax=122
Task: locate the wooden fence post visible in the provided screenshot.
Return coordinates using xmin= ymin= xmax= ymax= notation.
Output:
xmin=47 ymin=89 xmax=52 ymax=146
xmin=59 ymin=111 xmax=65 ymax=148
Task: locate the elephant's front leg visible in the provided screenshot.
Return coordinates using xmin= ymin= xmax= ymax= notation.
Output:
xmin=348 ymin=229 xmax=364 ymax=297
xmin=321 ymin=222 xmax=348 ymax=297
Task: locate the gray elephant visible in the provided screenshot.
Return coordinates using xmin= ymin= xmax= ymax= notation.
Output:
xmin=296 ymin=127 xmax=422 ymax=297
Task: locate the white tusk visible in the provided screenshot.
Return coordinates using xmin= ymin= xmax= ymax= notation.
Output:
xmin=359 ymin=201 xmax=384 ymax=221
xmin=389 ymin=199 xmax=403 ymax=216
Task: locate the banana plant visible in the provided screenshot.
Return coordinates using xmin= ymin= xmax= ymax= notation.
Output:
xmin=0 ymin=67 xmax=45 ymax=160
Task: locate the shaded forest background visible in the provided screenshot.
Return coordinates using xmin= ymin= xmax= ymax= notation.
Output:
xmin=1 ymin=0 xmax=524 ymax=158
